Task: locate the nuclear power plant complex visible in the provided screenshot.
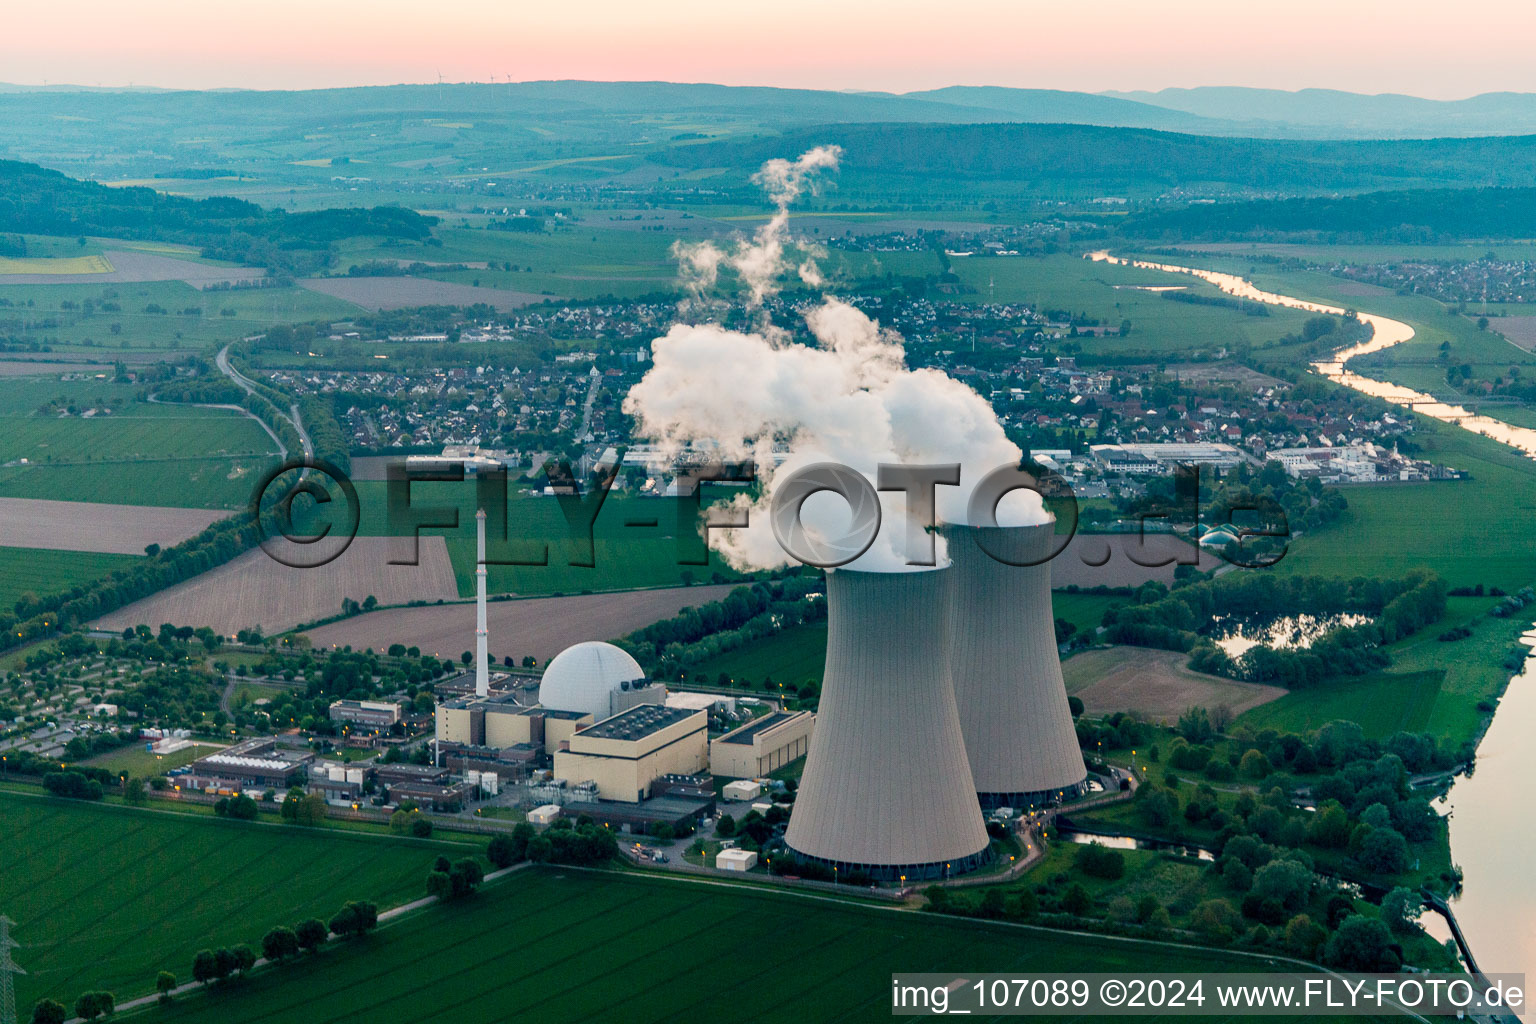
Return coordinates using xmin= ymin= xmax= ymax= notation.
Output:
xmin=423 ymin=502 xmax=1089 ymax=881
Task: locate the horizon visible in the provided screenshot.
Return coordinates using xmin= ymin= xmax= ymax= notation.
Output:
xmin=2 ymin=78 xmax=1536 ymax=103
xmin=6 ymin=0 xmax=1536 ymax=99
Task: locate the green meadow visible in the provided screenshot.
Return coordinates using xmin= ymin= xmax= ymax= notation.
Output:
xmin=0 ymin=791 xmax=475 ymax=1011
xmin=141 ymin=866 xmax=1374 ymax=1024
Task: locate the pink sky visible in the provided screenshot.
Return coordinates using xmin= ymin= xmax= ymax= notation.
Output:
xmin=5 ymin=0 xmax=1534 ymax=98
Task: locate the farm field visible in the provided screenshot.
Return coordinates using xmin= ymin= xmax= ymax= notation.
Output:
xmin=0 ymin=545 xmax=137 ymax=613
xmin=290 ymin=483 xmax=750 ymax=596
xmin=0 ymin=497 xmax=227 ymax=554
xmin=93 ymin=536 xmax=460 ymax=636
xmin=297 ymin=275 xmax=544 ymax=311
xmin=0 ymin=250 xmax=265 ymax=286
xmin=0 ymin=410 xmax=276 ymax=464
xmin=944 ymin=252 xmax=1314 ymax=355
xmin=0 ymin=792 xmax=474 ymax=1011
xmin=687 ymin=591 xmax=1127 ymax=690
xmin=1062 ymin=646 xmax=1287 ymax=722
xmin=1278 ymin=417 xmax=1536 ymax=591
xmin=688 ymin=620 xmax=828 ymax=689
xmin=0 ymin=253 xmax=113 ymax=275
xmin=305 ymin=583 xmax=739 ymax=663
xmin=140 ymin=867 xmax=1369 ymax=1024
xmin=0 ymin=456 xmax=277 ymax=509
xmin=1240 ymin=597 xmax=1522 ymax=744
xmin=0 ymin=278 xmax=359 ymax=356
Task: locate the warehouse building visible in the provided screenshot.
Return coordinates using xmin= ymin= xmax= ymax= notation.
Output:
xmin=328 ymin=699 xmax=403 ymax=730
xmin=185 ymin=738 xmax=311 ymax=793
xmin=552 ymin=705 xmax=707 ymax=803
xmin=709 ymin=710 xmax=814 ymax=779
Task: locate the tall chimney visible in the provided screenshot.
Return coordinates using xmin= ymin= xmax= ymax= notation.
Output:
xmin=475 ymin=508 xmax=489 ymax=698
xmin=784 ymin=566 xmax=990 ymax=881
xmin=943 ymin=522 xmax=1087 ymax=808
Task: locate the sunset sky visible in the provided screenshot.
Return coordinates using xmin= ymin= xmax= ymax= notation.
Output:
xmin=4 ymin=0 xmax=1532 ymax=98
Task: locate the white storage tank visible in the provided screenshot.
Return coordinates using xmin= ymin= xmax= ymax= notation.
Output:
xmin=465 ymin=770 xmax=482 ymax=787
xmin=481 ymin=774 xmax=499 ymax=796
xmin=327 ymin=765 xmax=345 ymax=782
xmin=528 ymin=804 xmax=562 ymax=825
xmin=345 ymin=768 xmax=365 ymax=785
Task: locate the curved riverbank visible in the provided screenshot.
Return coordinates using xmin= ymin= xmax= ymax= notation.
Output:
xmin=1088 ymin=251 xmax=1536 ymax=987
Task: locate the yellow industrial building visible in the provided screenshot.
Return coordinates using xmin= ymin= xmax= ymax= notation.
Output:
xmin=435 ymin=694 xmax=592 ymax=755
xmin=709 ymin=710 xmax=815 ymax=779
xmin=553 ymin=705 xmax=708 ymax=802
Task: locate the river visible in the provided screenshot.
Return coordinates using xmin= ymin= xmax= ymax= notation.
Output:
xmin=1089 ymin=252 xmax=1536 ymax=984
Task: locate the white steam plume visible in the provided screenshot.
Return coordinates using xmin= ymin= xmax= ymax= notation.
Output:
xmin=673 ymin=145 xmax=842 ymax=309
xmin=626 ymin=149 xmax=1047 ymax=573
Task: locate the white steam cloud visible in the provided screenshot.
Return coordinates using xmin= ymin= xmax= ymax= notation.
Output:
xmin=627 ymin=148 xmax=1047 ymax=572
xmin=674 ymin=145 xmax=841 ymax=309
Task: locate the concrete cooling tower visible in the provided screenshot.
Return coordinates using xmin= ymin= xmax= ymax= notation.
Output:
xmin=784 ymin=566 xmax=991 ymax=881
xmin=943 ymin=522 xmax=1088 ymax=809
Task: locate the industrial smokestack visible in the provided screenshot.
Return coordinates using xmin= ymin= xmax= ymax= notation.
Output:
xmin=785 ymin=566 xmax=990 ymax=881
xmin=943 ymin=523 xmax=1087 ymax=808
xmin=475 ymin=508 xmax=489 ymax=698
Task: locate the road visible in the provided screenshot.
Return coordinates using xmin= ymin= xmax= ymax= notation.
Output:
xmin=215 ymin=344 xmax=312 ymax=462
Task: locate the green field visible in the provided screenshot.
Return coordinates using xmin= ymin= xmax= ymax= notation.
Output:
xmin=1279 ymin=416 xmax=1536 ymax=592
xmin=0 ymin=456 xmax=276 ymax=509
xmin=0 ymin=279 xmax=360 ymax=357
xmin=141 ymin=867 xmax=1371 ymax=1024
xmin=1238 ymin=598 xmax=1523 ymax=743
xmin=1 ymin=792 xmax=474 ymax=1010
xmin=938 ymin=252 xmax=1314 ymax=355
xmin=685 ymin=592 xmax=1120 ymax=688
xmin=81 ymin=742 xmax=224 ymax=777
xmin=0 ymin=546 xmax=139 ymax=613
xmin=0 ymin=413 xmax=275 ymax=464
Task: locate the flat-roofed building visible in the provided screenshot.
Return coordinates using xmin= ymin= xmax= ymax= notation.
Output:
xmin=710 ymin=710 xmax=814 ymax=779
xmin=186 ymin=739 xmax=311 ymax=792
xmin=553 ymin=705 xmax=707 ymax=803
xmin=328 ymin=699 xmax=402 ymax=730
xmin=435 ymin=693 xmax=592 ymax=756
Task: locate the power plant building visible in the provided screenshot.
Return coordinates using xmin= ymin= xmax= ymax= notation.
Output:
xmin=552 ymin=705 xmax=708 ymax=803
xmin=944 ymin=522 xmax=1088 ymax=808
xmin=709 ymin=710 xmax=815 ymax=779
xmin=435 ymin=695 xmax=591 ymax=755
xmin=784 ymin=567 xmax=991 ymax=881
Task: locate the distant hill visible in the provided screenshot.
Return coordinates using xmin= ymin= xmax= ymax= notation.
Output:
xmin=1105 ymin=87 xmax=1536 ymax=138
xmin=0 ymin=159 xmax=434 ymax=273
xmin=653 ymin=122 xmax=1536 ymax=192
xmin=1124 ymin=185 xmax=1536 ymax=242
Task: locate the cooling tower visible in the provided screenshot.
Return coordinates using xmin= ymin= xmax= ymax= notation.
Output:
xmin=784 ymin=566 xmax=991 ymax=881
xmin=943 ymin=523 xmax=1088 ymax=809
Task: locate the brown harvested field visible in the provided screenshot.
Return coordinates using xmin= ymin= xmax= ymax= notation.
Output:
xmin=1049 ymin=532 xmax=1212 ymax=589
xmin=304 ymin=583 xmax=740 ymax=661
xmin=0 ymin=497 xmax=228 ymax=554
xmin=1491 ymin=316 xmax=1536 ymax=352
xmin=297 ymin=276 xmax=545 ymax=312
xmin=1062 ymin=646 xmax=1285 ymax=724
xmin=0 ymin=251 xmax=266 ymax=286
xmin=93 ymin=536 xmax=459 ymax=636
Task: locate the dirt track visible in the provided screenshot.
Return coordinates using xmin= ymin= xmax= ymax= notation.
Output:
xmin=94 ymin=536 xmax=459 ymax=635
xmin=303 ymin=583 xmax=740 ymax=662
xmin=0 ymin=497 xmax=228 ymax=554
xmin=1062 ymin=646 xmax=1285 ymax=724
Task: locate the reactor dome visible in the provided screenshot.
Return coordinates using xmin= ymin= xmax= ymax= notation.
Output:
xmin=538 ymin=641 xmax=646 ymax=720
